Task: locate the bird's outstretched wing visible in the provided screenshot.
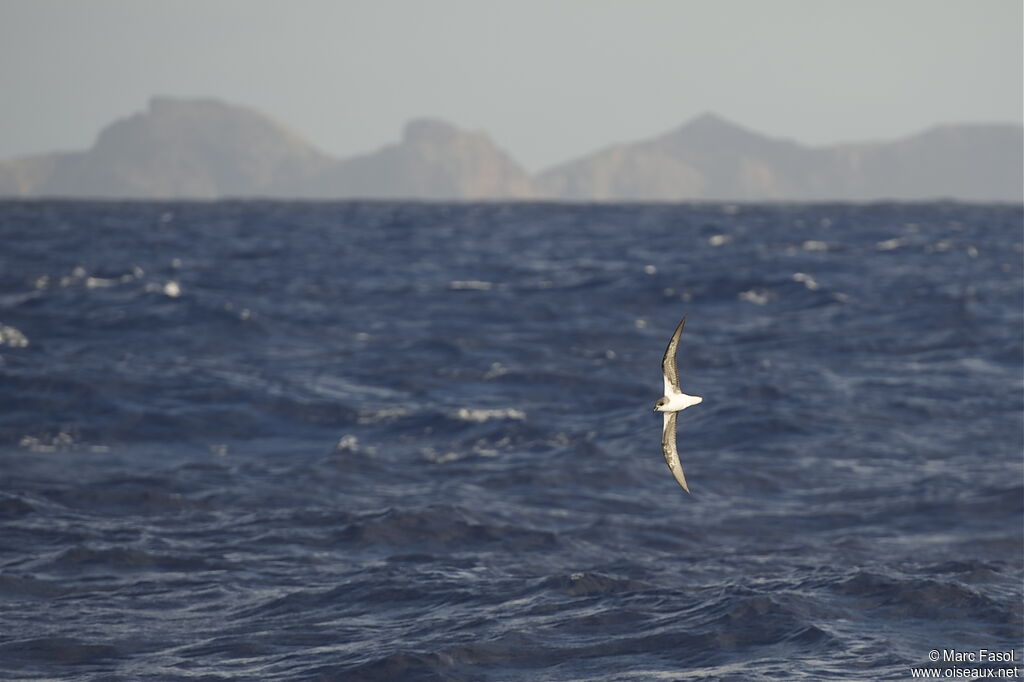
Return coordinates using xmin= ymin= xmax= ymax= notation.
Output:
xmin=661 ymin=316 xmax=686 ymax=395
xmin=661 ymin=411 xmax=690 ymax=493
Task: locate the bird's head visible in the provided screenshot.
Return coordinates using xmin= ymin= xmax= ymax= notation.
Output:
xmin=653 ymin=398 xmax=667 ymax=412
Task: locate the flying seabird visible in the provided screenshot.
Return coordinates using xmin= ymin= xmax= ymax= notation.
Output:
xmin=653 ymin=316 xmax=703 ymax=493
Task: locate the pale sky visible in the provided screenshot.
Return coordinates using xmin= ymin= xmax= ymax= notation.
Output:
xmin=1 ymin=0 xmax=1021 ymax=171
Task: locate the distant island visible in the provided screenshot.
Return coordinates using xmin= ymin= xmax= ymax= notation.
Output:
xmin=1 ymin=97 xmax=1020 ymax=202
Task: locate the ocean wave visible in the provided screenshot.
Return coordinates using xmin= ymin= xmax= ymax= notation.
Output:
xmin=0 ymin=201 xmax=1020 ymax=680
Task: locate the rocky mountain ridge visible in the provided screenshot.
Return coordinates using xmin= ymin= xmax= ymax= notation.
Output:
xmin=1 ymin=97 xmax=1019 ymax=201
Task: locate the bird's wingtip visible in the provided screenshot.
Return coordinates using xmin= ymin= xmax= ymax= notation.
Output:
xmin=672 ymin=470 xmax=691 ymax=494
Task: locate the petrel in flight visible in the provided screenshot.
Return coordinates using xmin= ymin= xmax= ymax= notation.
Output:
xmin=653 ymin=316 xmax=703 ymax=493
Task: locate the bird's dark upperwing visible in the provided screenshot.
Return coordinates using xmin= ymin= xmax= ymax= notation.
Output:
xmin=661 ymin=411 xmax=690 ymax=493
xmin=661 ymin=316 xmax=686 ymax=394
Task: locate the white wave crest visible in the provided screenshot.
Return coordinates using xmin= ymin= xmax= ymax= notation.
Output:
xmin=454 ymin=407 xmax=526 ymax=422
xmin=0 ymin=324 xmax=29 ymax=347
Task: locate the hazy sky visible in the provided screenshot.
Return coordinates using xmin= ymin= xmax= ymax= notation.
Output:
xmin=1 ymin=0 xmax=1021 ymax=171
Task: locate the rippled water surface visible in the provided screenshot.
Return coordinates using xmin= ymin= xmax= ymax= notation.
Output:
xmin=1 ymin=201 xmax=1021 ymax=680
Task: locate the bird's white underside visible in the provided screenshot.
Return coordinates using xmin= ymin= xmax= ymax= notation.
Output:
xmin=658 ymin=390 xmax=703 ymax=412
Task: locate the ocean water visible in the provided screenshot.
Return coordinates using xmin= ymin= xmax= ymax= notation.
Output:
xmin=0 ymin=200 xmax=1021 ymax=681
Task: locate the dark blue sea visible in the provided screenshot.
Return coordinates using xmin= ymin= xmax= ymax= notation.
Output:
xmin=0 ymin=201 xmax=1021 ymax=681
